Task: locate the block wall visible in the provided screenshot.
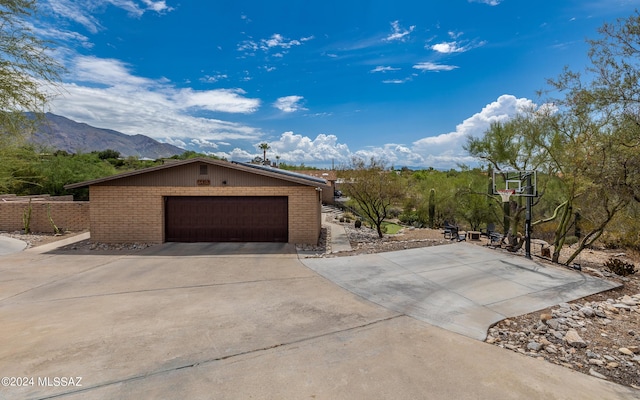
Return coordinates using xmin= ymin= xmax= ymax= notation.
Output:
xmin=89 ymin=185 xmax=321 ymax=245
xmin=0 ymin=202 xmax=90 ymax=233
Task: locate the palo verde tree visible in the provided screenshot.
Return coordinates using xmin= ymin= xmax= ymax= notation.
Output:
xmin=0 ymin=0 xmax=61 ymax=135
xmin=0 ymin=0 xmax=62 ymax=192
xmin=339 ymin=157 xmax=404 ymax=238
xmin=537 ymin=11 xmax=640 ymax=262
xmin=465 ymin=114 xmax=549 ymax=251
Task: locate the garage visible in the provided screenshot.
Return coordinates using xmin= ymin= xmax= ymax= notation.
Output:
xmin=165 ymin=196 xmax=288 ymax=242
xmin=64 ymin=157 xmax=324 ymax=246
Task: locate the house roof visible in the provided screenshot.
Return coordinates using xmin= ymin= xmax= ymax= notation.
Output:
xmin=64 ymin=157 xmax=327 ymax=189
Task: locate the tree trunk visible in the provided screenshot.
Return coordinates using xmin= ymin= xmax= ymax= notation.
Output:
xmin=375 ymin=223 xmax=384 ymax=238
xmin=552 ymin=203 xmax=573 ymax=263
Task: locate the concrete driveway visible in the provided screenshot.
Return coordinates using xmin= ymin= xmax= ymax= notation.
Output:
xmin=0 ymin=241 xmax=635 ymax=399
xmin=301 ymin=243 xmax=620 ymax=340
xmin=0 ymin=236 xmax=27 ymax=256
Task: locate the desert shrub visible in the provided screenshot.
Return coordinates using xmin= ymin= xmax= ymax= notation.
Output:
xmin=399 ymin=211 xmax=419 ymax=226
xmin=564 ymin=236 xmax=579 ymax=246
xmin=601 ymin=231 xmax=640 ymax=251
xmin=604 ymin=258 xmax=636 ymax=277
xmin=388 ymin=207 xmax=402 ymax=218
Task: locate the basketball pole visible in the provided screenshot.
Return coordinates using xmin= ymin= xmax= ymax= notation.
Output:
xmin=524 ymin=173 xmax=532 ymax=259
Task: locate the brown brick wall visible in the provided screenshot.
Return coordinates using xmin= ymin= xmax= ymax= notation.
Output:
xmin=0 ymin=202 xmax=90 ymax=233
xmin=89 ymin=185 xmax=321 ymax=245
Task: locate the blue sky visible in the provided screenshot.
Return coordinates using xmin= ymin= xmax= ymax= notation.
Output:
xmin=35 ymin=0 xmax=639 ymax=168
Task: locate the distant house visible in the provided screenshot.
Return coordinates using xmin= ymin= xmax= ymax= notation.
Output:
xmin=65 ymin=158 xmax=325 ymax=245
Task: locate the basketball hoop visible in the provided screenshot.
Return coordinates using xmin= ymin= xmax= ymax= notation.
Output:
xmin=497 ymin=189 xmax=515 ymax=203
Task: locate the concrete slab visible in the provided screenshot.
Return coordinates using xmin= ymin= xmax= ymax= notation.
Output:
xmin=0 ymin=236 xmax=27 ymax=255
xmin=301 ymin=243 xmax=620 ymax=340
xmin=326 ymin=221 xmax=352 ymax=253
xmin=0 ymin=242 xmax=635 ymax=399
xmin=25 ymin=232 xmax=90 ymax=254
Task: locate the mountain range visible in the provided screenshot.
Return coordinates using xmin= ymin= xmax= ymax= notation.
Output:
xmin=30 ymin=113 xmax=185 ymax=159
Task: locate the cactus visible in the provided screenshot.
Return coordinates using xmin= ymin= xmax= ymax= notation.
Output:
xmin=428 ymin=188 xmax=436 ymax=228
xmin=47 ymin=204 xmax=61 ymax=235
xmin=22 ymin=199 xmax=32 ymax=234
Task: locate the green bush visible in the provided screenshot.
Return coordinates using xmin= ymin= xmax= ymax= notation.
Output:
xmin=565 ymin=236 xmax=579 ymax=246
xmin=399 ymin=211 xmax=420 ymax=225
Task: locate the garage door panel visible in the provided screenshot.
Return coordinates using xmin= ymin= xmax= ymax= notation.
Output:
xmin=165 ymin=196 xmax=288 ymax=242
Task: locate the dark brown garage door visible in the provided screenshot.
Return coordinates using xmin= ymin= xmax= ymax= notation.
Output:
xmin=165 ymin=196 xmax=288 ymax=242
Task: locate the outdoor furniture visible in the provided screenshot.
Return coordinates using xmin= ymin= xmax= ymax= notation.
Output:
xmin=443 ymin=225 xmax=458 ymax=240
xmin=489 ymin=232 xmax=503 ymax=246
xmin=468 ymin=231 xmax=481 ymax=240
xmin=480 ymin=223 xmax=496 ymax=237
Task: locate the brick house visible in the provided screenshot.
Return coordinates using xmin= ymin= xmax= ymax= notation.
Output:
xmin=64 ymin=158 xmax=325 ymax=245
xmin=296 ymin=170 xmax=338 ymax=204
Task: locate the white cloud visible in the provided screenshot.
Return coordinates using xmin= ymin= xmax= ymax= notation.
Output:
xmin=274 ymin=96 xmax=307 ymax=113
xmin=46 ymin=0 xmax=102 ymax=33
xmin=411 ymin=95 xmax=537 ymax=167
xmin=49 ymin=55 xmax=262 ymax=145
xmin=70 ymin=56 xmax=154 ymax=87
xmin=371 ymin=66 xmax=400 ymax=73
xmin=270 ymin=132 xmax=351 ymax=163
xmin=189 ymin=138 xmax=219 ymax=149
xmin=430 ymin=32 xmax=486 ymax=54
xmin=45 ymin=0 xmax=173 ymax=33
xmin=385 ymin=20 xmax=415 ymax=42
xmin=382 ymin=78 xmax=412 ymax=84
xmin=141 ymin=0 xmax=173 ymax=13
xmin=201 ymin=74 xmax=228 ymax=83
xmin=174 ymin=88 xmax=260 ymax=114
xmin=413 ymin=62 xmax=458 ymax=72
xmin=238 ymin=34 xmax=314 ymax=55
xmin=468 ymin=0 xmax=502 ymax=5
xmin=221 ymin=95 xmax=540 ymax=169
xmin=431 ymin=42 xmax=466 ymax=54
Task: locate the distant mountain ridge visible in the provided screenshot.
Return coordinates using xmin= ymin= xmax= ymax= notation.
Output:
xmin=29 ymin=113 xmax=185 ymax=159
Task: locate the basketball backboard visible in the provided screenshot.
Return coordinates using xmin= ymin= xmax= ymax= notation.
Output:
xmin=492 ymin=170 xmax=537 ymax=197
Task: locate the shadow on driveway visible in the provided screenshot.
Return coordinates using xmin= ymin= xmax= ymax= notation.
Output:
xmin=44 ymin=241 xmax=296 ymax=258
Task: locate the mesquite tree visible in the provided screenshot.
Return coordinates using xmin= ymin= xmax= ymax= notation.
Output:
xmin=340 ymin=157 xmax=403 ymax=238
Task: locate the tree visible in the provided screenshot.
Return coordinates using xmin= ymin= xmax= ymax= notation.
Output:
xmin=465 ymin=116 xmax=549 ymax=251
xmin=339 ymin=157 xmax=403 ymax=238
xmin=96 ymin=149 xmax=121 ymax=160
xmin=0 ymin=0 xmax=62 ymax=136
xmin=536 ymin=12 xmax=640 ymax=262
xmin=258 ymin=143 xmax=270 ymax=163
